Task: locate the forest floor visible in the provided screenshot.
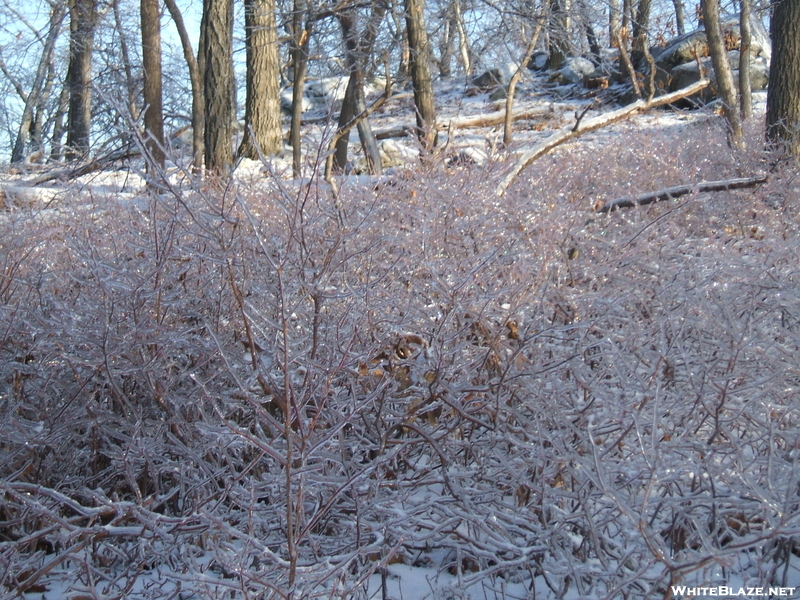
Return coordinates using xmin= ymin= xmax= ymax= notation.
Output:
xmin=1 ymin=73 xmax=735 ymax=202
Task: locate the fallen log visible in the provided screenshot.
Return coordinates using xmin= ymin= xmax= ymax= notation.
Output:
xmin=26 ymin=126 xmax=199 ymax=187
xmin=371 ymin=107 xmax=554 ymax=138
xmin=495 ymin=79 xmax=711 ymax=197
xmin=374 ymin=126 xmax=415 ymax=139
xmin=442 ymin=106 xmax=553 ymax=130
xmin=595 ymin=175 xmax=768 ymax=213
xmin=0 ymin=185 xmax=61 ymax=209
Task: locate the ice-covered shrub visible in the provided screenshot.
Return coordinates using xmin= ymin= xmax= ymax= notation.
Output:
xmin=1 ymin=117 xmax=799 ymax=598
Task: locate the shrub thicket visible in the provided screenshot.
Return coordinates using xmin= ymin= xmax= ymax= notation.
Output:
xmin=1 ymin=119 xmax=799 ymax=598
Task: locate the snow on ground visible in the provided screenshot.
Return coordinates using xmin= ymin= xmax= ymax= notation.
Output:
xmin=3 ymin=71 xmax=746 ymax=204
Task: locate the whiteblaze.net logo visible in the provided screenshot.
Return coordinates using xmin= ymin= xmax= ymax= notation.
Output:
xmin=671 ymin=586 xmax=797 ymax=598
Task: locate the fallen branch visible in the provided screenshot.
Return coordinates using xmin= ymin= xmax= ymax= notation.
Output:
xmin=441 ymin=106 xmax=553 ymax=130
xmin=0 ymin=185 xmax=61 ymax=209
xmin=26 ymin=145 xmax=139 ymax=186
xmin=572 ymin=100 xmax=599 ymax=132
xmin=374 ymin=126 xmax=416 ymax=139
xmin=595 ymin=175 xmax=768 ymax=213
xmin=25 ymin=126 xmax=202 ymax=187
xmin=495 ymin=79 xmax=711 ymax=197
xmin=371 ymin=107 xmax=555 ymax=138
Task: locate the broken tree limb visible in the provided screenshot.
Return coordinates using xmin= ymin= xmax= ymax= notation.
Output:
xmin=495 ymin=78 xmax=711 ymax=197
xmin=374 ymin=126 xmax=416 ymax=139
xmin=441 ymin=106 xmax=554 ymax=130
xmin=595 ymin=175 xmax=768 ymax=213
xmin=327 ymin=103 xmax=553 ymax=140
xmin=25 ymin=125 xmax=197 ymax=187
xmin=26 ymin=146 xmax=140 ymax=186
xmin=373 ymin=106 xmax=554 ymax=138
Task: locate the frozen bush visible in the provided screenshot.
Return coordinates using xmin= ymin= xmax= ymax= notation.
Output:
xmin=1 ymin=118 xmax=799 ymax=598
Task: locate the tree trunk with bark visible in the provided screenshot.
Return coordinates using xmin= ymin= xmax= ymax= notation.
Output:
xmin=290 ymin=0 xmax=312 ymax=176
xmin=504 ymin=19 xmax=544 ymax=146
xmin=673 ymin=0 xmax=685 ymax=36
xmin=622 ymin=0 xmax=632 ymax=35
xmin=547 ymin=0 xmax=569 ymax=69
xmin=405 ymin=0 xmax=437 ymax=150
xmin=65 ymin=0 xmax=98 ymax=160
xmin=34 ymin=60 xmax=60 ymax=153
xmin=11 ymin=4 xmax=65 ymax=164
xmin=609 ymin=0 xmax=621 ymax=44
xmin=437 ymin=12 xmax=454 ymax=78
xmin=766 ymin=0 xmax=800 ymax=157
xmin=632 ymin=0 xmax=651 ymax=64
xmin=141 ymin=0 xmax=166 ymax=170
xmin=239 ymin=0 xmax=282 ymax=159
xmin=452 ymin=0 xmax=471 ymax=76
xmin=165 ymin=0 xmax=204 ymax=171
xmin=50 ymin=84 xmax=70 ymax=161
xmin=333 ymin=4 xmax=386 ymax=174
xmin=738 ymin=0 xmax=752 ymax=120
xmin=114 ymin=0 xmax=139 ymax=122
xmin=201 ymin=0 xmax=235 ymax=176
xmin=701 ymin=0 xmax=744 ymax=149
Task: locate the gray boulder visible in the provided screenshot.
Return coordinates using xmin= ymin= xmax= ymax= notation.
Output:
xmin=280 ymin=89 xmax=314 ymax=113
xmin=445 ymin=147 xmax=488 ymax=168
xmin=379 ymin=139 xmax=417 ymax=168
xmin=305 ymin=76 xmax=351 ymax=103
xmin=655 ymin=13 xmax=770 ymax=72
xmin=489 ymin=86 xmax=508 ymax=101
xmin=551 ymin=56 xmax=596 ymax=84
xmin=528 ymin=51 xmax=549 ymax=71
xmin=669 ymin=50 xmax=770 ymax=101
xmin=467 ymin=69 xmax=503 ymax=94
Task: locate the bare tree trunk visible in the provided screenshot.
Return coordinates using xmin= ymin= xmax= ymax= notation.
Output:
xmin=609 ymin=0 xmax=621 ymax=42
xmin=391 ymin=2 xmax=410 ymax=80
xmin=202 ymin=0 xmax=235 ymax=176
xmin=547 ymin=0 xmax=569 ymax=68
xmin=453 ymin=0 xmax=471 ymax=76
xmin=405 ymin=0 xmax=437 ymax=150
xmin=766 ymin=0 xmax=800 ymax=157
xmin=50 ymin=83 xmax=70 ymax=161
xmin=701 ymin=0 xmax=744 ymax=149
xmin=579 ymin=0 xmax=600 ymax=60
xmin=673 ymin=0 xmax=685 ymax=35
xmin=141 ymin=0 xmax=166 ymax=170
xmin=622 ymin=0 xmax=631 ymax=34
xmin=632 ymin=0 xmax=652 ymax=63
xmin=333 ymin=4 xmax=386 ymax=174
xmin=438 ymin=12 xmax=454 ymax=78
xmin=334 ymin=10 xmax=361 ymax=172
xmin=34 ymin=60 xmax=60 ymax=154
xmin=113 ymin=0 xmax=139 ymax=121
xmin=615 ymin=29 xmax=641 ymax=98
xmin=239 ymin=0 xmax=282 ymax=159
xmin=289 ymin=0 xmax=312 ymax=177
xmin=504 ymin=19 xmax=544 ymax=146
xmin=165 ymin=0 xmax=204 ymax=171
xmin=11 ymin=4 xmax=65 ymax=164
xmin=738 ymin=0 xmax=752 ymax=120
xmin=66 ymin=0 xmax=98 ymax=160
